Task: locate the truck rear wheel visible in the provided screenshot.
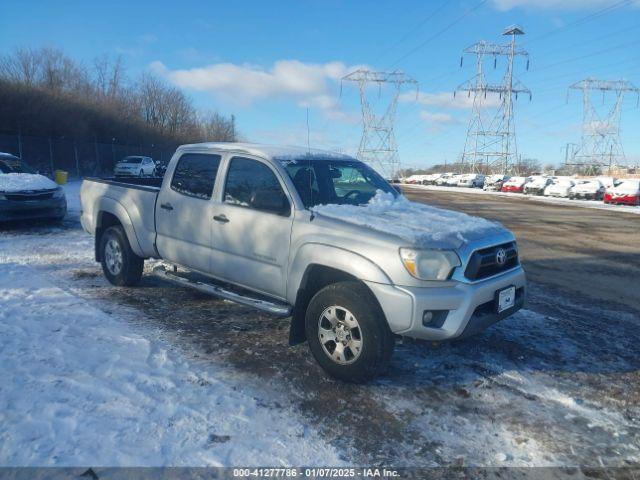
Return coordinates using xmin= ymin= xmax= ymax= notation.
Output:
xmin=305 ymin=281 xmax=394 ymax=383
xmin=99 ymin=225 xmax=144 ymax=286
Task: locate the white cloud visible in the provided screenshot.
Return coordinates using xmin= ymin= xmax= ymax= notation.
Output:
xmin=419 ymin=110 xmax=456 ymax=125
xmin=400 ymin=91 xmax=501 ymax=109
xmin=492 ymin=0 xmax=639 ymax=10
xmin=150 ymin=59 xmax=360 ymax=119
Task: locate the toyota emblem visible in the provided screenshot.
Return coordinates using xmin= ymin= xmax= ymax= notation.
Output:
xmin=495 ymin=248 xmax=507 ymax=266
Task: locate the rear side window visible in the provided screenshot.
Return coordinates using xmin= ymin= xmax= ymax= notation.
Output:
xmin=224 ymin=157 xmax=290 ymax=216
xmin=171 ymin=153 xmax=221 ymax=199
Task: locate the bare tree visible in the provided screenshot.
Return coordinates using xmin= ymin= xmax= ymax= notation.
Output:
xmin=93 ymin=54 xmax=125 ymax=100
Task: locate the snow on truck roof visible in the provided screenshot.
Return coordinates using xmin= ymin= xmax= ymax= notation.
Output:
xmin=178 ymin=142 xmax=354 ymax=162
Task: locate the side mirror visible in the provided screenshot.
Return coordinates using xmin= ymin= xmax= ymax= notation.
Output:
xmin=251 ymin=188 xmax=290 ymax=216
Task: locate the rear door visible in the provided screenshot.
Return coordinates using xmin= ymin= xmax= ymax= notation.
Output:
xmin=155 ymin=152 xmax=221 ymax=273
xmin=210 ymin=156 xmax=294 ymax=298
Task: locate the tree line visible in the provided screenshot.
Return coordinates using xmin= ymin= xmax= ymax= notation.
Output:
xmin=0 ymin=47 xmax=236 ymax=172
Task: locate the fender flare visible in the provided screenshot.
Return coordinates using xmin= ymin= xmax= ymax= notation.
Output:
xmin=286 ymin=243 xmax=392 ymax=304
xmin=95 ymin=197 xmax=145 ymax=258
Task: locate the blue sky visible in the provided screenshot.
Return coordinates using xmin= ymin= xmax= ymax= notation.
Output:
xmin=1 ymin=0 xmax=639 ymax=168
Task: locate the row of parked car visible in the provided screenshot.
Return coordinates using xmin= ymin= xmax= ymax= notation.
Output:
xmin=403 ymin=173 xmax=640 ymax=206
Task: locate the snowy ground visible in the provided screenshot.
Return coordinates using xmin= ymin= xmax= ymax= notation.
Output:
xmin=1 ymin=181 xmax=639 ymax=468
xmin=402 ymin=183 xmax=640 ymax=215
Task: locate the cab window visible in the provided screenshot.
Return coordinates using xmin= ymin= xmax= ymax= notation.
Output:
xmin=171 ymin=153 xmax=221 ymax=199
xmin=224 ymin=157 xmax=290 ymax=216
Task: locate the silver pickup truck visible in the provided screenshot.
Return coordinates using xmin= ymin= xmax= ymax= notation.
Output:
xmin=80 ymin=143 xmax=526 ymax=382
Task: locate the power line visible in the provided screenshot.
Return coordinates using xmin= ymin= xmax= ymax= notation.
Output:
xmin=388 ymin=0 xmax=489 ymax=69
xmin=373 ymin=0 xmax=449 ymax=64
xmin=522 ymin=0 xmax=635 ymax=46
xmin=535 ymin=39 xmax=640 ymax=72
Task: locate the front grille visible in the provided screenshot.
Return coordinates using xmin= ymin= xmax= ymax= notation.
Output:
xmin=464 ymin=242 xmax=519 ymax=281
xmin=5 ymin=190 xmax=56 ymax=201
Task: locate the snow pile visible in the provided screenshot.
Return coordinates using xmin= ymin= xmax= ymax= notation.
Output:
xmin=0 ymin=263 xmax=342 ymax=466
xmin=0 ymin=173 xmax=58 ymax=192
xmin=313 ymin=191 xmax=505 ymax=247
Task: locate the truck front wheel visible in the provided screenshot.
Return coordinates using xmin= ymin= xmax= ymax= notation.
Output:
xmin=305 ymin=281 xmax=394 ymax=383
xmin=99 ymin=225 xmax=144 ymax=286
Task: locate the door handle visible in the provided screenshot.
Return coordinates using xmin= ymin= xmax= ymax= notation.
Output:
xmin=160 ymin=203 xmax=174 ymax=211
xmin=213 ymin=214 xmax=229 ymax=223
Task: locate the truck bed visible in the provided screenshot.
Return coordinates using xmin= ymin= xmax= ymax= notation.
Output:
xmin=80 ymin=177 xmax=162 ymax=258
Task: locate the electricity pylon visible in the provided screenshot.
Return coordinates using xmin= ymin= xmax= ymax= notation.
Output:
xmin=566 ymin=78 xmax=640 ymax=173
xmin=456 ymin=26 xmax=531 ymax=174
xmin=341 ymin=69 xmax=418 ymax=179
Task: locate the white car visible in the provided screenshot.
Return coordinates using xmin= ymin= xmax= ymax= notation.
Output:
xmin=544 ymin=179 xmax=575 ymax=198
xmin=569 ymin=179 xmax=605 ymax=200
xmin=114 ymin=156 xmax=157 ymax=177
xmin=458 ymin=174 xmax=485 ymax=188
xmin=445 ymin=174 xmax=463 ymax=187
xmin=434 ymin=173 xmax=454 ymax=186
xmin=422 ymin=173 xmax=443 ymax=185
xmin=523 ymin=176 xmax=554 ymax=196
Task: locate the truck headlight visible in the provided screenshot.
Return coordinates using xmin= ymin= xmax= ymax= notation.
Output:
xmin=52 ymin=187 xmax=65 ymax=199
xmin=400 ymin=248 xmax=461 ymax=281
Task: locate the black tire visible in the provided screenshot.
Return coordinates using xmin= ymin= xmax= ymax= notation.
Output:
xmin=305 ymin=281 xmax=394 ymax=383
xmin=99 ymin=225 xmax=144 ymax=286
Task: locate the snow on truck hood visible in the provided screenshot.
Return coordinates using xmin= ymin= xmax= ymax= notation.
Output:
xmin=313 ymin=191 xmax=506 ymax=248
xmin=0 ymin=173 xmax=58 ymax=193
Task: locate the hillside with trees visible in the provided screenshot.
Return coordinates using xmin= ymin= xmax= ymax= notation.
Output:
xmin=0 ymin=47 xmax=236 ymax=176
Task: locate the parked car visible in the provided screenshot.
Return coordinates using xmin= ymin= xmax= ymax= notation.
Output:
xmin=421 ymin=173 xmax=442 ymax=185
xmin=80 ymin=143 xmax=525 ymax=382
xmin=484 ymin=174 xmax=509 ymax=191
xmin=114 ymin=156 xmax=156 ymax=177
xmin=458 ymin=174 xmax=485 ymax=188
xmin=445 ymin=174 xmax=463 ymax=187
xmin=569 ymin=179 xmax=605 ymax=200
xmin=523 ymin=176 xmax=554 ymax=196
xmin=501 ymin=176 xmax=529 ymax=193
xmin=604 ymin=180 xmax=640 ymax=206
xmin=543 ymin=179 xmax=575 ymax=198
xmin=0 ymin=152 xmax=67 ymax=222
xmin=597 ymin=176 xmax=617 ymax=190
xmin=434 ymin=173 xmax=454 ymax=186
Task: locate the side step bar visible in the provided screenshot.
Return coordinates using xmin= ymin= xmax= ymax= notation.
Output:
xmin=152 ymin=265 xmax=292 ymax=317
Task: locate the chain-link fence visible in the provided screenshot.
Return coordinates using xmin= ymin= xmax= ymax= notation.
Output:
xmin=0 ymin=131 xmax=179 ymax=179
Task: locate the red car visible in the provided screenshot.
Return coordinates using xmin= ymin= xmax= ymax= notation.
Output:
xmin=501 ymin=176 xmax=529 ymax=193
xmin=603 ymin=180 xmax=640 ymax=206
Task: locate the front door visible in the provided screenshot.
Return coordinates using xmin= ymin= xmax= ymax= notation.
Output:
xmin=210 ymin=156 xmax=293 ymax=298
xmin=155 ymin=152 xmax=221 ymax=273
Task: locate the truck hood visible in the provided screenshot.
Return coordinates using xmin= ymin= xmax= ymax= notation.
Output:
xmin=312 ymin=191 xmax=508 ymax=250
xmin=0 ymin=173 xmax=58 ymax=193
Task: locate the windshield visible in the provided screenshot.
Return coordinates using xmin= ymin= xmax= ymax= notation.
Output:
xmin=282 ymin=159 xmax=398 ymax=208
xmin=119 ymin=157 xmax=142 ymax=164
xmin=0 ymin=158 xmax=36 ymax=174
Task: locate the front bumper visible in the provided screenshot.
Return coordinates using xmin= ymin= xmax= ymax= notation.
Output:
xmin=0 ymin=196 xmax=67 ymax=222
xmin=366 ymin=266 xmax=526 ymax=341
